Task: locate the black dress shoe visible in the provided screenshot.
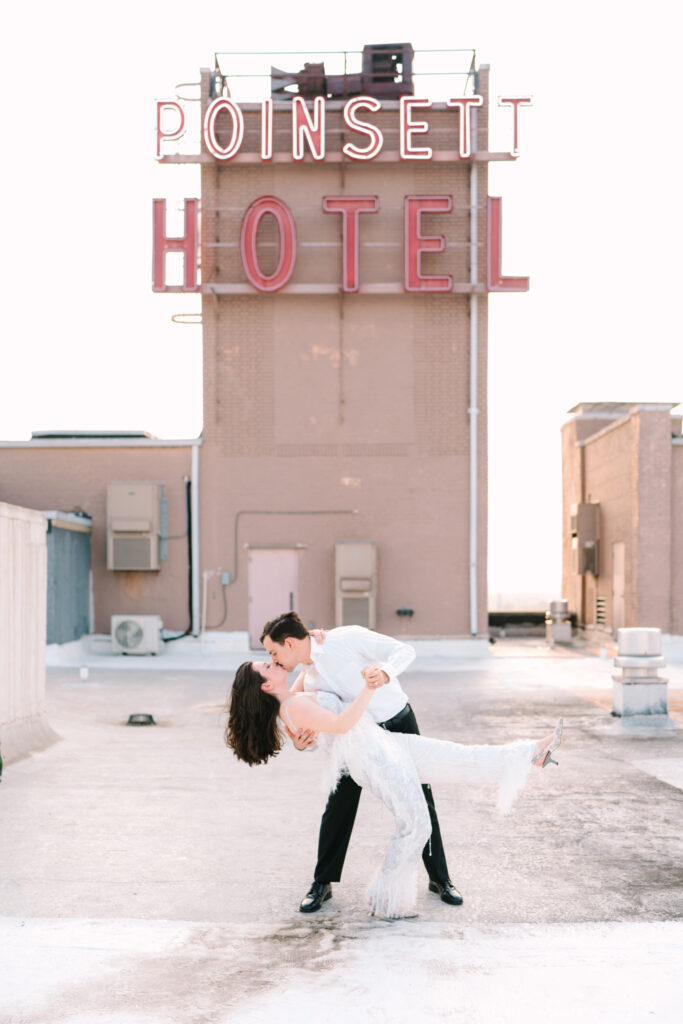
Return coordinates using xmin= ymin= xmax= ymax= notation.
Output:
xmin=428 ymin=880 xmax=464 ymax=906
xmin=299 ymin=881 xmax=332 ymax=913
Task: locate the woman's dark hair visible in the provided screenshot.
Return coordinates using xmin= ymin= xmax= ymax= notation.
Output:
xmin=224 ymin=662 xmax=284 ymax=766
xmin=260 ymin=610 xmax=309 ymax=645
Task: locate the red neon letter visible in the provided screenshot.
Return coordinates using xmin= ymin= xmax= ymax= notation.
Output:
xmin=261 ymin=98 xmax=273 ymax=161
xmin=342 ymin=97 xmax=383 ymax=160
xmin=156 ymin=101 xmax=185 ymax=160
xmin=292 ymin=97 xmax=325 ymax=161
xmin=445 ymin=96 xmax=483 ymax=160
xmin=203 ymin=97 xmax=244 ymax=160
xmin=487 ymin=197 xmax=529 ymax=292
xmin=497 ymin=96 xmax=532 ymax=156
xmin=152 ymin=199 xmax=199 ymax=292
xmin=404 ymin=196 xmax=453 ymax=292
xmin=400 ymin=97 xmax=432 ymax=160
xmin=322 ymin=196 xmax=379 ymax=293
xmin=240 ymin=196 xmax=297 ymax=293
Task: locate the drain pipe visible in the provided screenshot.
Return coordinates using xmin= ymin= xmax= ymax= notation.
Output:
xmin=468 ymin=103 xmax=479 ymax=636
xmin=191 ymin=440 xmax=200 ymax=636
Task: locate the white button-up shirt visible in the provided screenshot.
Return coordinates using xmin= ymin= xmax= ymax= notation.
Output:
xmin=302 ymin=625 xmax=415 ymax=724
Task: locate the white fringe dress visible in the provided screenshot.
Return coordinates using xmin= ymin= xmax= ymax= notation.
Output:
xmin=282 ymin=693 xmax=537 ymax=920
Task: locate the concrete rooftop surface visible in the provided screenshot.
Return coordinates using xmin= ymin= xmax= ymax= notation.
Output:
xmin=1 ymin=638 xmax=682 ymax=1023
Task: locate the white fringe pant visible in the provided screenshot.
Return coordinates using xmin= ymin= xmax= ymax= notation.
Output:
xmin=328 ymin=721 xmax=536 ymax=919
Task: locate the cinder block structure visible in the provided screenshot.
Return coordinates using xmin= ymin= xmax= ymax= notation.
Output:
xmin=561 ymin=402 xmax=683 ymax=635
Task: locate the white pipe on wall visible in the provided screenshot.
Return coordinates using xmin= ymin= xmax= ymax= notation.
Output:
xmin=191 ymin=441 xmax=200 ymax=636
xmin=469 ymin=105 xmax=479 ymax=637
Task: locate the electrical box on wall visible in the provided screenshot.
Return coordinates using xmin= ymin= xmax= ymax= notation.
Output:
xmin=335 ymin=541 xmax=377 ymax=629
xmin=570 ymin=502 xmax=600 ymax=576
xmin=107 ymin=482 xmax=162 ymax=571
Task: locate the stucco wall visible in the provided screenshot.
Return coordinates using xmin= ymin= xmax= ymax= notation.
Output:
xmin=0 ymin=447 xmax=192 ymax=633
xmin=0 ymin=502 xmax=57 ymax=763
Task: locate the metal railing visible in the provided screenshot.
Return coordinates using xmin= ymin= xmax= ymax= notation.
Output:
xmin=212 ymin=47 xmax=477 ymax=102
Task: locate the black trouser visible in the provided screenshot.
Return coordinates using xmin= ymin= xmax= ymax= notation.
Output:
xmin=313 ymin=703 xmax=450 ymax=885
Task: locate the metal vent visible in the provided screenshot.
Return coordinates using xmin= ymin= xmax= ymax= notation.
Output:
xmin=596 ymin=596 xmax=607 ymax=627
xmin=341 ymin=595 xmax=371 ymax=628
xmin=112 ymin=537 xmax=152 ymax=570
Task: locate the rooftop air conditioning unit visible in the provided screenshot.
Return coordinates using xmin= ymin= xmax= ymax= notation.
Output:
xmin=111 ymin=614 xmax=163 ymax=655
xmin=106 ymin=482 xmax=162 ymax=571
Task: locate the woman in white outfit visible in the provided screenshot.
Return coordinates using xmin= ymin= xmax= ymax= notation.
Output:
xmin=225 ymin=660 xmax=562 ymax=920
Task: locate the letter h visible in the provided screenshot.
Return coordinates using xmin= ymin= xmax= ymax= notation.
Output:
xmin=152 ymin=199 xmax=199 ymax=292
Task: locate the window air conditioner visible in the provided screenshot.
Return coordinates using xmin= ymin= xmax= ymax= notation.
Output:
xmin=335 ymin=542 xmax=377 ymax=629
xmin=111 ymin=614 xmax=163 ymax=655
xmin=106 ymin=483 xmax=162 ymax=571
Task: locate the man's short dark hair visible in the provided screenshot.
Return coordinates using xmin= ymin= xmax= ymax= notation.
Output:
xmin=260 ymin=611 xmax=309 ymax=645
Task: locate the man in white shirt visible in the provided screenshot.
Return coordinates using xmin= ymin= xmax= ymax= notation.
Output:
xmin=260 ymin=610 xmax=462 ymax=913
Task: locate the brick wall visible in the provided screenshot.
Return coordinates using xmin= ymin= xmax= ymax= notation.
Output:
xmin=0 ymin=446 xmax=192 ymax=633
xmin=197 ymin=69 xmax=490 ymax=636
xmin=562 ymin=406 xmax=678 ymax=633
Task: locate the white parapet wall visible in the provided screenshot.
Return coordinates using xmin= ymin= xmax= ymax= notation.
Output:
xmin=0 ymin=502 xmax=59 ymax=763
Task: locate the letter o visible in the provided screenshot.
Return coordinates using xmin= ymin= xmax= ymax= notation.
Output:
xmin=204 ymin=98 xmax=244 ymax=160
xmin=240 ymin=196 xmax=297 ymax=293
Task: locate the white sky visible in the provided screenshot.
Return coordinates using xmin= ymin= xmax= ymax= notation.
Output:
xmin=2 ymin=0 xmax=681 ymax=600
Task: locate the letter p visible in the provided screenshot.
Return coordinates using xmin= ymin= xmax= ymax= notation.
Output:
xmin=156 ymin=101 xmax=186 ymax=160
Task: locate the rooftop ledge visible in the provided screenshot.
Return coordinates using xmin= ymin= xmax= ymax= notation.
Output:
xmin=567 ymin=402 xmax=679 ymax=417
xmin=160 ymin=150 xmax=514 ymax=165
xmin=158 ymin=282 xmax=489 ymax=295
xmin=0 ymin=437 xmax=202 ymax=448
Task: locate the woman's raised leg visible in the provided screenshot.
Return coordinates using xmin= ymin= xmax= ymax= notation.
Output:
xmin=394 ymin=733 xmax=538 ymax=814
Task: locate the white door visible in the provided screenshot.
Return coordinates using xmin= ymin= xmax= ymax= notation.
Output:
xmin=612 ymin=542 xmax=625 ymax=634
xmin=248 ymin=549 xmax=299 ymax=649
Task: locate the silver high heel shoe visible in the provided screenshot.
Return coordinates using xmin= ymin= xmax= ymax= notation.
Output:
xmin=532 ymin=718 xmax=563 ymax=767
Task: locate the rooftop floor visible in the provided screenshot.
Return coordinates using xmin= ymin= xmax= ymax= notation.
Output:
xmin=1 ymin=640 xmax=682 ymax=1022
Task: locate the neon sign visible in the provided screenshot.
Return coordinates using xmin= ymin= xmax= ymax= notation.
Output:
xmin=152 ymin=94 xmax=531 ymax=294
xmin=156 ymin=94 xmax=517 ymax=163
